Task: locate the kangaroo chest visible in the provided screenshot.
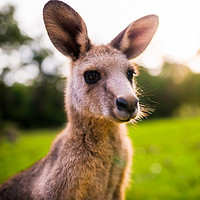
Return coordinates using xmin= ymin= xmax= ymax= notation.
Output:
xmin=33 ymin=126 xmax=131 ymax=200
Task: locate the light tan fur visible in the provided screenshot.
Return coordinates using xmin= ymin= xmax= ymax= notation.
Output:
xmin=0 ymin=1 xmax=158 ymax=200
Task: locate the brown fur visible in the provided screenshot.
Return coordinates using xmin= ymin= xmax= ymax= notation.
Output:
xmin=0 ymin=1 xmax=158 ymax=200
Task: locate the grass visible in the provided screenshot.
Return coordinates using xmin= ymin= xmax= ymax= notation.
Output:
xmin=0 ymin=117 xmax=200 ymax=199
xmin=127 ymin=116 xmax=200 ymax=200
xmin=0 ymin=129 xmax=57 ymax=183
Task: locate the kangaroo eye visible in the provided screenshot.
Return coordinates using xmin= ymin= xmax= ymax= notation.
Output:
xmin=84 ymin=70 xmax=101 ymax=84
xmin=127 ymin=70 xmax=136 ymax=83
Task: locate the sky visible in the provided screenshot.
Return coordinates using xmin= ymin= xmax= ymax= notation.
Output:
xmin=1 ymin=0 xmax=200 ymax=74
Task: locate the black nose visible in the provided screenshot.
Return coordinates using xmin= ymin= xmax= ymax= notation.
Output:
xmin=116 ymin=97 xmax=138 ymax=113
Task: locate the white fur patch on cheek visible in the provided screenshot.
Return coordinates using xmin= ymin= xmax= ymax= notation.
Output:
xmin=70 ymin=88 xmax=84 ymax=111
xmin=99 ymin=93 xmax=112 ymax=118
xmin=70 ymin=84 xmax=96 ymax=115
xmin=69 ymin=72 xmax=85 ymax=110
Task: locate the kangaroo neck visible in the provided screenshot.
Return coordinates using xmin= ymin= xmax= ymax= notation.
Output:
xmin=67 ymin=107 xmax=122 ymax=145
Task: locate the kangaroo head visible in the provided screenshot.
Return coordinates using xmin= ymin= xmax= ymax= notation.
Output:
xmin=43 ymin=0 xmax=158 ymax=123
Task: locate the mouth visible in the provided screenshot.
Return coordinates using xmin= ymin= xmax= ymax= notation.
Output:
xmin=112 ymin=117 xmax=130 ymax=123
xmin=112 ymin=108 xmax=139 ymax=123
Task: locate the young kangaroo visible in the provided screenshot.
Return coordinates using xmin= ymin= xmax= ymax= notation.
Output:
xmin=0 ymin=1 xmax=158 ymax=199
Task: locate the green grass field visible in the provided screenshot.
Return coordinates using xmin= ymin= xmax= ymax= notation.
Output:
xmin=0 ymin=117 xmax=200 ymax=199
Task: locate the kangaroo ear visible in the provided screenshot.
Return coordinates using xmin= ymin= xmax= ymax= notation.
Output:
xmin=43 ymin=0 xmax=91 ymax=61
xmin=110 ymin=15 xmax=159 ymax=60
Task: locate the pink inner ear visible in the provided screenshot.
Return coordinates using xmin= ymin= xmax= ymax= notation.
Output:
xmin=124 ymin=15 xmax=159 ymax=59
xmin=111 ymin=15 xmax=159 ymax=60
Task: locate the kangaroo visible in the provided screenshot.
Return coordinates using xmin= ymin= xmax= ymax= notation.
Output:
xmin=0 ymin=1 xmax=158 ymax=199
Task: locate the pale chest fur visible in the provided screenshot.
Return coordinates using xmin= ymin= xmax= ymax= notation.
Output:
xmin=32 ymin=123 xmax=132 ymax=200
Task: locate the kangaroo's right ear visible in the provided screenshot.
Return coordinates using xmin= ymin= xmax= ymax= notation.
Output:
xmin=43 ymin=0 xmax=91 ymax=61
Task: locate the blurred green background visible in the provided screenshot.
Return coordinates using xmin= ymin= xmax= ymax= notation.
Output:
xmin=0 ymin=4 xmax=200 ymax=200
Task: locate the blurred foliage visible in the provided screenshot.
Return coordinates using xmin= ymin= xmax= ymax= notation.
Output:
xmin=0 ymin=4 xmax=66 ymax=129
xmin=0 ymin=4 xmax=200 ymax=130
xmin=0 ymin=79 xmax=66 ymax=129
xmin=0 ymin=4 xmax=55 ymax=84
xmin=136 ymin=63 xmax=200 ymax=118
xmin=0 ymin=5 xmax=31 ymax=45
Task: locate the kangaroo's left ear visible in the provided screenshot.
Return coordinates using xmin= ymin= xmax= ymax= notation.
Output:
xmin=110 ymin=15 xmax=159 ymax=60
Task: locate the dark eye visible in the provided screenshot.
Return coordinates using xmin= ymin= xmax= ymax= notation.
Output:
xmin=127 ymin=70 xmax=136 ymax=83
xmin=84 ymin=70 xmax=101 ymax=84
